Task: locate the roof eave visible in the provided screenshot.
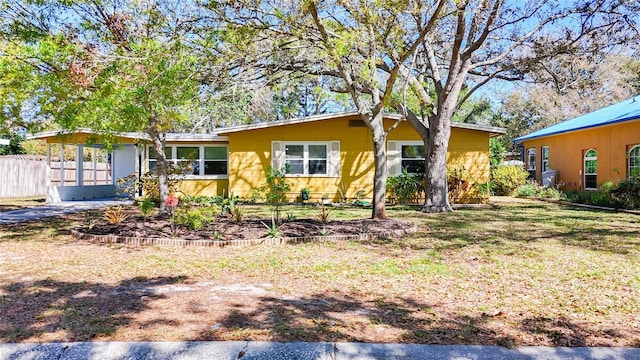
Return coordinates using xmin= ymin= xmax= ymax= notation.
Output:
xmin=514 ymin=115 xmax=640 ymax=144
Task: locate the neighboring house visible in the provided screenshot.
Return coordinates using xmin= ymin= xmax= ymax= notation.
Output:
xmin=29 ymin=112 xmax=504 ymax=202
xmin=514 ymin=95 xmax=640 ymax=190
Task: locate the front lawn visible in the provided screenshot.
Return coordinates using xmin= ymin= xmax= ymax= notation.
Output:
xmin=1 ymin=197 xmax=639 ymax=347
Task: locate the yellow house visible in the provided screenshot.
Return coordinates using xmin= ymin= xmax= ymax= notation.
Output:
xmin=29 ymin=112 xmax=504 ymax=202
xmin=514 ymin=96 xmax=640 ymax=190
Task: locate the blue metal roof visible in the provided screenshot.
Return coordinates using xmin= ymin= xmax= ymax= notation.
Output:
xmin=514 ymin=95 xmax=640 ymax=143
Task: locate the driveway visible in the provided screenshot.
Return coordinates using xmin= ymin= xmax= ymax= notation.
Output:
xmin=0 ymin=198 xmax=132 ymax=224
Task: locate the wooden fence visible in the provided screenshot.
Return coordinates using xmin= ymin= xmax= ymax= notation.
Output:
xmin=0 ymin=155 xmax=112 ymax=198
xmin=0 ymin=155 xmax=49 ymax=198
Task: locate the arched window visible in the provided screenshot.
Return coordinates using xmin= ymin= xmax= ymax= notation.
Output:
xmin=584 ymin=149 xmax=597 ymax=190
xmin=526 ymin=148 xmax=536 ymax=180
xmin=630 ymin=145 xmax=640 ymax=178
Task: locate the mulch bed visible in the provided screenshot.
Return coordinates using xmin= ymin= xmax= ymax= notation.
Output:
xmin=78 ymin=212 xmax=415 ymax=243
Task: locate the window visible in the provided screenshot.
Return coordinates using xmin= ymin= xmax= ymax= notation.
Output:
xmin=148 ymin=145 xmax=228 ymax=177
xmin=177 ymin=146 xmax=199 ymax=175
xmin=284 ymin=143 xmax=328 ymax=175
xmin=584 ymin=149 xmax=597 ymax=190
xmin=541 ymin=146 xmax=549 ymax=172
xmin=204 ymin=147 xmax=228 ymax=175
xmin=148 ymin=147 xmax=172 ymax=173
xmin=526 ymin=148 xmax=536 ymax=179
xmin=629 ymin=145 xmax=640 ymax=179
xmin=401 ymin=144 xmax=425 ymax=174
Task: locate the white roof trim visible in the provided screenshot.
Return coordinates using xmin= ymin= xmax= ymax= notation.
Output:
xmin=215 ymin=111 xmax=505 ymax=136
xmin=27 ymin=129 xmax=229 ymax=142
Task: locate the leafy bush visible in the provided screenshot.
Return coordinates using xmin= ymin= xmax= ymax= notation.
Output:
xmin=386 ymin=168 xmax=421 ymax=204
xmin=515 ymin=183 xmax=539 ymax=197
xmin=491 ymin=165 xmax=529 ymax=196
xmin=174 ymin=206 xmax=218 ymax=231
xmin=562 ymin=176 xmax=640 ymax=210
xmin=137 ymin=197 xmax=156 ymax=218
xmin=260 ymin=166 xmax=291 ymax=222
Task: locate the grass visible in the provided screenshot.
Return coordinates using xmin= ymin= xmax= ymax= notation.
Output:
xmin=1 ymin=197 xmax=639 ymax=346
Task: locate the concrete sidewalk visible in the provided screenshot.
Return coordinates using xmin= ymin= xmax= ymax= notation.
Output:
xmin=0 ymin=199 xmax=131 ymax=224
xmin=1 ymin=341 xmax=639 ymax=360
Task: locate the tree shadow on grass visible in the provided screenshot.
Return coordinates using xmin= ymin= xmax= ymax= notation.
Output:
xmin=0 ymin=215 xmax=79 ymax=243
xmin=0 ymin=276 xmax=185 ymax=342
xmin=195 ymin=292 xmax=627 ymax=347
xmin=403 ymin=201 xmax=640 ymax=254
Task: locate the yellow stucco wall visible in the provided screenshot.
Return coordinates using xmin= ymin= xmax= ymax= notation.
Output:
xmin=521 ymin=118 xmax=640 ymax=190
xmin=178 ymin=179 xmax=229 ymax=197
xmin=225 ymin=116 xmax=491 ymax=202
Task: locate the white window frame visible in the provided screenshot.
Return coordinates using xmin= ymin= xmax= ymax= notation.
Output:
xmin=283 ymin=142 xmax=330 ymax=177
xmin=526 ymin=148 xmax=536 ymax=171
xmin=541 ymin=146 xmax=549 ymax=172
xmin=629 ymin=145 xmax=640 ymax=178
xmin=399 ymin=141 xmax=425 ymax=174
xmin=147 ymin=144 xmax=228 ymax=179
xmin=584 ymin=148 xmax=597 ymax=190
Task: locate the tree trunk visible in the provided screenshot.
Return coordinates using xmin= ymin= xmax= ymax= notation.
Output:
xmin=422 ymin=100 xmax=455 ymax=213
xmin=371 ymin=131 xmax=388 ymax=220
xmin=147 ymin=116 xmax=170 ymax=214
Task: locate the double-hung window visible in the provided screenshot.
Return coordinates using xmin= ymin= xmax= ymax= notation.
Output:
xmin=148 ymin=147 xmax=172 ymax=173
xmin=401 ymin=143 xmax=425 ymax=174
xmin=541 ymin=146 xmax=549 ymax=172
xmin=284 ymin=143 xmax=328 ymax=175
xmin=148 ymin=145 xmax=228 ymax=177
xmin=584 ymin=149 xmax=597 ymax=190
xmin=526 ymin=148 xmax=536 ymax=180
xmin=629 ymin=145 xmax=640 ymax=178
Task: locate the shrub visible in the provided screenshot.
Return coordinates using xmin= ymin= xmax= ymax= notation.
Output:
xmin=260 ymin=166 xmax=291 ymax=222
xmin=138 ymin=197 xmax=156 ymax=218
xmin=538 ymin=186 xmax=566 ymax=200
xmin=174 ymin=206 xmax=218 ymax=231
xmin=387 ymin=168 xmax=421 ymax=204
xmin=491 ymin=165 xmax=529 ymax=196
xmin=103 ymin=207 xmax=128 ymax=224
xmin=611 ymin=175 xmax=640 ymax=210
xmin=515 ymin=183 xmax=539 ymax=197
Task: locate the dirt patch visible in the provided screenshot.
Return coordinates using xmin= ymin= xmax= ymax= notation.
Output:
xmin=79 ymin=211 xmax=414 ymax=242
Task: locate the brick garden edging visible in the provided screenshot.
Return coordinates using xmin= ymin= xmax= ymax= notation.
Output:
xmin=69 ymin=223 xmax=418 ymax=247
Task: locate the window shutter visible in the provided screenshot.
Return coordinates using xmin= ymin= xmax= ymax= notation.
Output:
xmin=387 ymin=140 xmax=400 ymax=176
xmin=329 ymin=141 xmax=340 ymax=177
xmin=271 ymin=141 xmax=284 ymax=171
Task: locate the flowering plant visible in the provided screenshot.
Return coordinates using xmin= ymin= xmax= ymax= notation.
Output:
xmin=165 ymin=194 xmax=179 ymax=237
xmin=165 ymin=193 xmax=179 ymax=209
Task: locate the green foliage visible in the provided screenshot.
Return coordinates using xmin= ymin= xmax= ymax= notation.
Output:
xmin=563 ymin=176 xmax=639 ymax=210
xmin=489 ymin=138 xmax=506 ymax=171
xmin=491 ymin=165 xmax=529 ymax=196
xmin=174 ymin=206 xmax=217 ymax=231
xmin=386 ymin=168 xmax=422 ymax=204
xmin=285 ymin=211 xmax=297 ymax=222
xmin=260 ymin=165 xmax=291 ymax=221
xmin=262 ymin=216 xmax=281 ymax=238
xmin=214 ymin=193 xmax=240 ymax=214
xmin=515 ymin=183 xmax=539 ymax=197
xmin=610 ymin=175 xmax=640 ymax=209
xmin=0 ymin=133 xmax=25 ymax=155
xmin=515 ymin=183 xmax=566 ymax=200
xmin=232 ymin=205 xmax=246 ymax=223
xmin=138 ymin=197 xmax=156 ymax=218
xmin=300 ymin=187 xmax=310 ymax=201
